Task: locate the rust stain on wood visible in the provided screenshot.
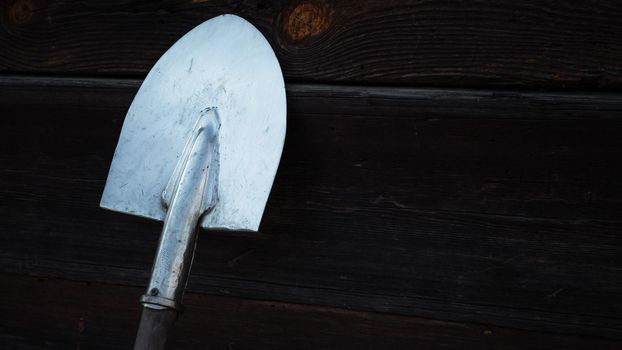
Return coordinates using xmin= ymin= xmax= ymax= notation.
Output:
xmin=78 ymin=316 xmax=86 ymax=333
xmin=47 ymin=49 xmax=74 ymax=66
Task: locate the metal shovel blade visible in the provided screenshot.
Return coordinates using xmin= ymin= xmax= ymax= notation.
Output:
xmin=100 ymin=14 xmax=286 ymax=231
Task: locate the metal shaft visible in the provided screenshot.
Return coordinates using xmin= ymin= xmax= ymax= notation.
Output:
xmin=134 ymin=109 xmax=220 ymax=350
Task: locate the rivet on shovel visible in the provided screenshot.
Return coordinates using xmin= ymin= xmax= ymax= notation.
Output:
xmin=100 ymin=14 xmax=286 ymax=349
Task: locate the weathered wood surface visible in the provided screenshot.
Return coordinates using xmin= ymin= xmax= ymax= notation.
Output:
xmin=1 ymin=1 xmax=622 ymax=88
xmin=4 ymin=273 xmax=619 ymax=350
xmin=1 ymin=77 xmax=621 ymax=342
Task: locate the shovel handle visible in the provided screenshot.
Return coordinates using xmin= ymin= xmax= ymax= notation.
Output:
xmin=134 ymin=307 xmax=177 ymax=350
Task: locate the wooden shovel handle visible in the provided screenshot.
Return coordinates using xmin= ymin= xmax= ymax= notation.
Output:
xmin=134 ymin=306 xmax=177 ymax=350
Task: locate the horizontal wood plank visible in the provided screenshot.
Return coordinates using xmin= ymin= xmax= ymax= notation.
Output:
xmin=0 ymin=1 xmax=622 ymax=88
xmin=3 ymin=273 xmax=620 ymax=349
xmin=1 ymin=77 xmax=622 ymax=339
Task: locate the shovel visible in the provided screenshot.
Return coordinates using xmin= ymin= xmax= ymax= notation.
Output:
xmin=100 ymin=14 xmax=286 ymax=349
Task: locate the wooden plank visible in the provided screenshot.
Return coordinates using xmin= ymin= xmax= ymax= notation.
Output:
xmin=3 ymin=76 xmax=622 ymax=220
xmin=1 ymin=273 xmax=620 ymax=350
xmin=1 ymin=1 xmax=622 ymax=88
xmin=1 ymin=77 xmax=622 ymax=339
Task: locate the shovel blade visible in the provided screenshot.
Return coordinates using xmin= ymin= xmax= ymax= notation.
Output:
xmin=101 ymin=14 xmax=286 ymax=231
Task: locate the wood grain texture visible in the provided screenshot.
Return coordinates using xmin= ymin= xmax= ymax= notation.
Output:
xmin=1 ymin=77 xmax=622 ymax=340
xmin=1 ymin=273 xmax=620 ymax=350
xmin=0 ymin=1 xmax=622 ymax=88
xmin=134 ymin=307 xmax=177 ymax=350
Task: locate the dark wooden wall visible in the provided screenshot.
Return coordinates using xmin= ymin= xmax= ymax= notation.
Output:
xmin=1 ymin=1 xmax=622 ymax=349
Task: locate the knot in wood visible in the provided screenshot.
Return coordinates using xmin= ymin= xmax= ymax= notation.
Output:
xmin=283 ymin=1 xmax=332 ymax=42
xmin=8 ymin=0 xmax=34 ymax=24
